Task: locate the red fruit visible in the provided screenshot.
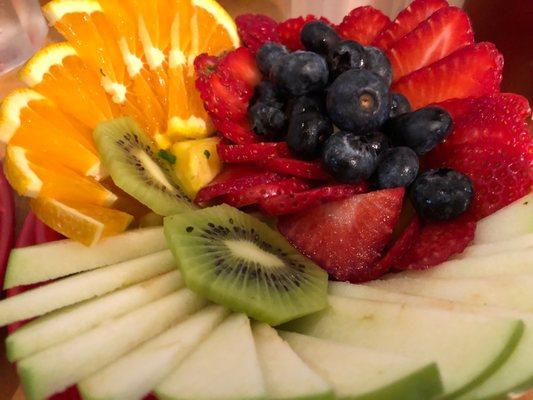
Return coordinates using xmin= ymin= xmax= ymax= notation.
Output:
xmin=260 ymin=183 xmax=368 ymax=216
xmin=0 ymin=168 xmax=15 ymax=280
xmin=387 ymin=7 xmax=474 ymax=82
xmin=236 ymin=14 xmax=280 ymax=53
xmin=393 ymin=42 xmax=503 ymax=109
xmin=277 ymin=15 xmax=333 ymax=51
xmin=195 ymin=166 xmax=281 ymax=204
xmin=223 ymin=178 xmax=312 ymax=208
xmin=393 ymin=217 xmax=476 ymax=270
xmin=337 ymin=6 xmax=391 ymax=45
xmin=194 ymin=53 xmax=219 ymax=83
xmin=260 ymin=158 xmax=330 ymax=180
xmin=278 ymin=188 xmax=405 ymax=282
xmin=217 ymin=47 xmax=262 ymax=92
xmin=217 ymin=142 xmax=290 ymax=163
xmin=213 ymin=119 xmax=260 ymax=144
xmin=372 ymin=0 xmax=448 ymax=50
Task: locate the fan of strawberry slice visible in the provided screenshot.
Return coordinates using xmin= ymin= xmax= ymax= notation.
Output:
xmin=337 ymin=6 xmax=390 ymax=45
xmin=217 ymin=142 xmax=290 ymax=163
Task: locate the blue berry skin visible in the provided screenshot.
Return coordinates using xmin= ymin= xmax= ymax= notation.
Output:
xmin=326 ymin=69 xmax=391 ymax=135
xmin=322 ymin=131 xmax=379 ymax=183
xmin=248 ymin=102 xmax=287 ymax=139
xmin=251 ymin=81 xmax=284 ymax=108
xmin=389 ymin=92 xmax=411 ymax=119
xmin=287 ymin=94 xmax=326 ymax=118
xmin=287 ymin=112 xmax=333 ymax=160
xmin=410 ymin=168 xmax=474 ymax=221
xmin=388 ymin=106 xmax=453 ymax=155
xmin=271 ymin=51 xmax=329 ymax=97
xmin=301 ymin=21 xmax=340 ymax=55
xmin=365 ymin=132 xmax=391 ymax=161
xmin=374 ymin=147 xmax=419 ymax=189
xmin=327 ymin=40 xmax=367 ymax=79
xmin=364 ymin=46 xmax=392 ymax=87
xmin=256 ymin=43 xmax=288 ymax=76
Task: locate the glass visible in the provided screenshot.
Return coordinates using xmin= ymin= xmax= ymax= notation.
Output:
xmin=0 ymin=0 xmax=48 ymax=74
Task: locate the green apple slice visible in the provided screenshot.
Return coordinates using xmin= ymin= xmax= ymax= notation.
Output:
xmin=252 ymin=323 xmax=333 ymax=400
xmin=283 ymin=295 xmax=523 ymax=399
xmin=6 ymin=270 xmax=183 ymax=362
xmin=155 ymin=313 xmax=266 ymax=400
xmin=280 ymin=330 xmax=442 ymax=400
xmin=5 ymin=226 xmax=166 ymax=289
xmin=474 ymin=193 xmax=533 ymax=244
xmin=79 ymin=305 xmax=229 ymax=400
xmin=18 ymin=289 xmax=206 ymax=400
xmin=0 ymin=250 xmax=176 ymax=327
xmin=458 ymin=233 xmax=533 ymax=259
xmin=329 ymin=283 xmax=533 ymax=400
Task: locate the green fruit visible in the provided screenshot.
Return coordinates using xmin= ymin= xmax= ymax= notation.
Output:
xmin=163 ymin=204 xmax=328 ymax=326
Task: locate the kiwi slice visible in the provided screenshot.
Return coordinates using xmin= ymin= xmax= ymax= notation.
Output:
xmin=164 ymin=204 xmax=329 ymax=325
xmin=94 ymin=117 xmax=195 ymax=216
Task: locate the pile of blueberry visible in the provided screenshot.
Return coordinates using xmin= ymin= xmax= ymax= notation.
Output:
xmin=248 ymin=21 xmax=474 ymax=221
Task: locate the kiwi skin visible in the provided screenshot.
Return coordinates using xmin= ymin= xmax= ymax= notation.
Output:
xmin=94 ymin=117 xmax=195 ymax=216
xmin=164 ymin=204 xmax=329 ymax=326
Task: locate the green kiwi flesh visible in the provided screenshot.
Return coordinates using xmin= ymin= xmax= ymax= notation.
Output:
xmin=94 ymin=117 xmax=195 ymax=216
xmin=164 ymin=204 xmax=329 ymax=325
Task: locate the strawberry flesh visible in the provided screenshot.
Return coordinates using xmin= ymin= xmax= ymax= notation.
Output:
xmin=236 ymin=14 xmax=280 ymax=53
xmin=277 ymin=15 xmax=333 ymax=51
xmin=213 ymin=119 xmax=260 ymax=144
xmin=260 ymin=157 xmax=331 ymax=180
xmin=218 ymin=142 xmax=290 ymax=163
xmin=337 ymin=6 xmax=391 ymax=45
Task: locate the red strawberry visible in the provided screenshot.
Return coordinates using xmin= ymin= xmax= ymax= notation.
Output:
xmin=277 ymin=15 xmax=333 ymax=51
xmin=387 ymin=7 xmax=474 ymax=82
xmin=337 ymin=6 xmax=391 ymax=45
xmin=213 ymin=119 xmax=260 ymax=144
xmin=223 ymin=178 xmax=311 ymax=208
xmin=260 ymin=158 xmax=330 ymax=180
xmin=372 ymin=0 xmax=448 ymax=50
xmin=278 ymin=188 xmax=405 ymax=282
xmin=217 ymin=142 xmax=290 ymax=163
xmin=236 ymin=14 xmax=280 ymax=53
xmin=194 ymin=53 xmax=219 ymax=83
xmin=260 ymin=183 xmax=368 ymax=216
xmin=393 ymin=42 xmax=503 ymax=109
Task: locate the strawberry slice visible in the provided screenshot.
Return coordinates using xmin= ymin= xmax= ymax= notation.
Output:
xmin=337 ymin=6 xmax=391 ymax=45
xmin=372 ymin=0 xmax=448 ymax=50
xmin=213 ymin=119 xmax=260 ymax=144
xmin=195 ymin=166 xmax=281 ymax=204
xmin=260 ymin=183 xmax=368 ymax=216
xmin=260 ymin=158 xmax=331 ymax=180
xmin=236 ymin=14 xmax=280 ymax=53
xmin=387 ymin=7 xmax=474 ymax=82
xmin=0 ymin=168 xmax=15 ymax=281
xmin=217 ymin=142 xmax=290 ymax=163
xmin=277 ymin=15 xmax=333 ymax=51
xmin=223 ymin=178 xmax=312 ymax=208
xmin=278 ymin=188 xmax=405 ymax=282
xmin=393 ymin=42 xmax=503 ymax=109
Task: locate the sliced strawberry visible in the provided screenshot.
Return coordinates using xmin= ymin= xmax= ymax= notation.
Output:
xmin=194 ymin=53 xmax=219 ymax=84
xmin=277 ymin=15 xmax=333 ymax=51
xmin=218 ymin=142 xmax=290 ymax=163
xmin=236 ymin=14 xmax=280 ymax=53
xmin=393 ymin=42 xmax=503 ymax=109
xmin=387 ymin=7 xmax=474 ymax=82
xmin=278 ymin=188 xmax=405 ymax=282
xmin=337 ymin=6 xmax=391 ymax=45
xmin=260 ymin=183 xmax=368 ymax=216
xmin=195 ymin=166 xmax=281 ymax=204
xmin=213 ymin=119 xmax=260 ymax=144
xmin=260 ymin=157 xmax=330 ymax=180
xmin=217 ymin=47 xmax=262 ymax=94
xmin=223 ymin=178 xmax=312 ymax=208
xmin=0 ymin=167 xmax=15 ymax=282
xmin=372 ymin=0 xmax=448 ymax=50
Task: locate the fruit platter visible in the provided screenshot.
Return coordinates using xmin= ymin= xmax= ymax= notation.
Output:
xmin=0 ymin=0 xmax=532 ymax=399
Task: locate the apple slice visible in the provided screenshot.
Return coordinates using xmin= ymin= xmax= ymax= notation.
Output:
xmin=0 ymin=250 xmax=176 ymax=327
xmin=155 ymin=313 xmax=266 ymax=400
xmin=6 ymin=270 xmax=183 ymax=362
xmin=5 ymin=226 xmax=166 ymax=289
xmin=280 ymin=331 xmax=442 ymax=400
xmin=329 ymin=283 xmax=533 ymax=400
xmin=458 ymin=233 xmax=533 ymax=259
xmin=78 ymin=305 xmax=229 ymax=400
xmin=18 ymin=289 xmax=206 ymax=400
xmin=474 ymin=193 xmax=533 ymax=244
xmin=283 ymin=295 xmax=523 ymax=399
xmin=252 ymin=323 xmax=333 ymax=400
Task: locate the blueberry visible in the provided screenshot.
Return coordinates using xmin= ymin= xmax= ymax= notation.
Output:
xmin=248 ymin=102 xmax=287 ymax=138
xmin=271 ymin=51 xmax=329 ymax=97
xmin=364 ymin=46 xmax=392 ymax=86
xmin=388 ymin=106 xmax=453 ymax=155
xmin=287 ymin=112 xmax=333 ymax=160
xmin=326 ymin=69 xmax=391 ymax=135
xmin=301 ymin=21 xmax=340 ymax=55
xmin=389 ymin=92 xmax=411 ymax=119
xmin=286 ymin=94 xmax=326 ymax=117
xmin=251 ymin=81 xmax=284 ymax=107
xmin=322 ymin=131 xmax=379 ymax=183
xmin=256 ymin=43 xmax=288 ymax=76
xmin=410 ymin=168 xmax=474 ymax=221
xmin=327 ymin=40 xmax=367 ymax=79
xmin=374 ymin=147 xmax=419 ymax=189
xmin=365 ymin=132 xmax=391 ymax=160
